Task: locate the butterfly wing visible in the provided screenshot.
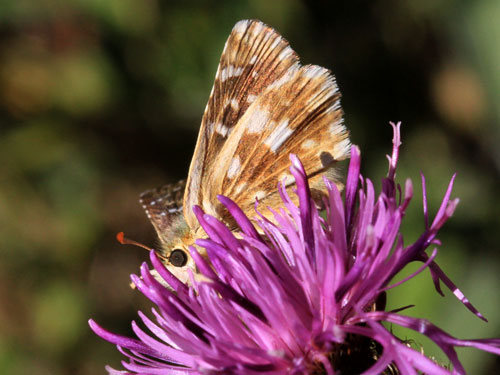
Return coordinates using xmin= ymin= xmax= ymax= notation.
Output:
xmin=204 ymin=64 xmax=349 ymax=223
xmin=139 ymin=180 xmax=189 ymax=249
xmin=184 ymin=19 xmax=301 ymax=230
xmin=184 ymin=19 xmax=349 ymax=227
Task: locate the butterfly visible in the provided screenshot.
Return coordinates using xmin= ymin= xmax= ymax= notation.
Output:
xmin=138 ymin=19 xmax=350 ymax=284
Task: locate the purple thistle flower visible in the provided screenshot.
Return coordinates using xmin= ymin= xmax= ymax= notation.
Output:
xmin=90 ymin=123 xmax=500 ymax=374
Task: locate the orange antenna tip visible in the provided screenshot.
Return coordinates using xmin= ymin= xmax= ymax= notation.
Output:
xmin=116 ymin=232 xmax=125 ymax=244
xmin=115 ymin=232 xmax=153 ymax=252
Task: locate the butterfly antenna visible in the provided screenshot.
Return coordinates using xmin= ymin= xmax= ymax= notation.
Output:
xmin=116 ymin=232 xmax=153 ymax=252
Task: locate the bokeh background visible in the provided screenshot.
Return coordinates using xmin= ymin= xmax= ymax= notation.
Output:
xmin=1 ymin=1 xmax=499 ymax=374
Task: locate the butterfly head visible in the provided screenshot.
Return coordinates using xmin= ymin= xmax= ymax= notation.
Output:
xmin=157 ymin=230 xmax=201 ymax=285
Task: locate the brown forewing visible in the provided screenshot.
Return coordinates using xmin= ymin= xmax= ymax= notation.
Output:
xmin=184 ymin=19 xmax=301 ymax=230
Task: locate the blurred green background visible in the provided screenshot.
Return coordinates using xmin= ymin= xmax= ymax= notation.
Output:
xmin=0 ymin=0 xmax=499 ymax=374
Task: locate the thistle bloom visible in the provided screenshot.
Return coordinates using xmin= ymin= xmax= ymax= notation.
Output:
xmin=90 ymin=123 xmax=500 ymax=374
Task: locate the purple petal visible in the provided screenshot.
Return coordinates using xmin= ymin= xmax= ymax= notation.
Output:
xmin=217 ymin=195 xmax=262 ymax=240
xmin=345 ymin=145 xmax=361 ymax=229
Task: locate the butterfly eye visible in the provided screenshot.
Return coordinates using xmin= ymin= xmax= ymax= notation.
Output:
xmin=169 ymin=249 xmax=188 ymax=267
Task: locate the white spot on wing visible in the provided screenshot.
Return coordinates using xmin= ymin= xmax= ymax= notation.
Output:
xmin=303 ymin=65 xmax=327 ymax=80
xmin=215 ymin=122 xmax=230 ymax=137
xmin=249 ymin=55 xmax=257 ymax=64
xmin=329 ymin=119 xmax=344 ymax=136
xmin=264 ymin=119 xmax=293 ymax=152
xmin=322 ymin=79 xmax=338 ymax=94
xmin=247 ymin=94 xmax=257 ymax=104
xmin=233 ymin=20 xmax=249 ymax=34
xmin=235 ymin=182 xmax=247 ymax=194
xmin=221 ymin=65 xmax=244 ymax=82
xmin=267 ymin=66 xmax=297 ymax=90
xmin=278 ymin=46 xmax=293 ymax=61
xmin=332 ymin=137 xmax=351 ymax=159
xmin=269 ymin=36 xmax=281 ymax=51
xmin=301 ymin=139 xmax=317 ymax=149
xmin=246 ymin=107 xmax=270 ymax=134
xmin=279 ymin=172 xmax=295 ymax=185
xmin=223 ymin=98 xmax=239 ymax=111
xmin=227 ymin=156 xmax=241 ymax=179
xmin=250 ymin=21 xmax=264 ymax=37
xmin=255 ymin=191 xmax=267 ymax=200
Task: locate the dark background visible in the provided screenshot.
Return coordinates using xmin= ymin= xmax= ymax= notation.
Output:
xmin=1 ymin=1 xmax=499 ymax=373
